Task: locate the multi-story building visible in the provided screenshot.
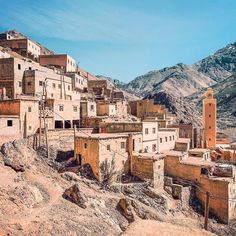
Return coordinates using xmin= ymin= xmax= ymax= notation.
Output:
xmin=39 ymin=54 xmax=77 ymax=72
xmin=0 ymin=36 xmax=41 ymax=60
xmin=202 ymin=88 xmax=217 ymax=148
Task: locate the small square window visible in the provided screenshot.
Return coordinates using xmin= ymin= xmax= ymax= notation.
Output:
xmin=18 ymin=81 xmax=22 ymax=87
xmin=121 ymin=142 xmax=125 ymax=149
xmin=165 ymin=137 xmax=168 ymax=142
xmin=152 ymin=128 xmax=156 ymax=134
xmin=107 ymin=145 xmax=111 ymax=151
xmin=160 ymin=138 xmax=162 ymax=143
xmin=73 ymin=106 xmax=78 ymax=112
xmin=51 ymin=93 xmax=53 ymax=98
xmin=52 ymin=83 xmax=56 ymax=88
xmin=28 ymin=107 xmax=32 ymax=112
xmin=58 ymin=84 xmax=62 ymax=89
xmin=68 ymin=85 xmax=70 ymax=90
xmin=59 ymin=105 xmax=64 ymax=111
xmin=29 ymin=67 xmax=32 ymax=70
xmin=90 ymin=105 xmax=94 ymax=110
xmin=27 ymin=82 xmax=32 ymax=86
xmin=7 ymin=120 xmax=13 ymax=126
xmin=145 ymin=128 xmax=148 ymax=135
xmin=39 ymin=81 xmax=43 ymax=86
xmin=18 ymin=64 xmax=21 ymax=70
xmin=169 ymin=136 xmax=172 ymax=141
xmin=84 ymin=143 xmax=87 ymax=149
xmin=29 ymin=126 xmax=32 ymax=130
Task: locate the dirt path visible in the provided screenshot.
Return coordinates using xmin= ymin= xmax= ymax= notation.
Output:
xmin=6 ymin=171 xmax=63 ymax=229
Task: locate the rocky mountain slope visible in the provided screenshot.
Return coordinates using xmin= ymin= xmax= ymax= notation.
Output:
xmin=126 ymin=42 xmax=236 ymax=97
xmin=187 ymin=74 xmax=236 ymax=129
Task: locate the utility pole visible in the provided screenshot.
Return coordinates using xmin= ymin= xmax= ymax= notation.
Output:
xmin=39 ymin=100 xmax=42 ymax=147
xmin=42 ymin=80 xmax=49 ymax=158
xmin=204 ymin=191 xmax=210 ymax=230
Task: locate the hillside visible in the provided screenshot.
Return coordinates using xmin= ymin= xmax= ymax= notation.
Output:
xmin=0 ymin=138 xmax=219 ymax=236
xmin=126 ymin=42 xmax=236 ymax=97
xmin=187 ymin=74 xmax=236 ymax=129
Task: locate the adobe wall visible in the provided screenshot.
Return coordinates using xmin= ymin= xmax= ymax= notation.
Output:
xmin=164 ymin=155 xmax=201 ymax=182
xmin=0 ymin=100 xmax=20 ymax=115
xmin=131 ymin=155 xmax=154 ymax=180
xmin=197 ymin=176 xmax=229 ymax=223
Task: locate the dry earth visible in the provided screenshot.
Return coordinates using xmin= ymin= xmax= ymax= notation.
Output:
xmin=0 ymin=139 xmax=231 ymax=235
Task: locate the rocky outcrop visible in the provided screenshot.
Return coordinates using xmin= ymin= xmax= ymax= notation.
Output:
xmin=118 ymin=198 xmax=135 ymax=222
xmin=63 ymin=184 xmax=87 ymax=208
xmin=1 ymin=142 xmax=25 ymax=172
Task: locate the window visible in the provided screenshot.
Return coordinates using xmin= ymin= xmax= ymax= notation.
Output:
xmin=209 ymin=114 xmax=211 ymax=118
xmin=90 ymin=105 xmax=94 ymax=110
xmin=145 ymin=128 xmax=148 ymax=134
xmin=28 ymin=126 xmax=32 ymax=130
xmin=18 ymin=64 xmax=21 ymax=70
xmin=27 ymin=82 xmax=32 ymax=86
xmin=68 ymin=85 xmax=70 ymax=90
xmin=73 ymin=106 xmax=78 ymax=112
xmin=52 ymin=83 xmax=56 ymax=88
xmin=28 ymin=107 xmax=32 ymax=112
xmin=165 ymin=137 xmax=168 ymax=142
xmin=160 ymin=138 xmax=162 ymax=143
xmin=152 ymin=128 xmax=156 ymax=134
xmin=209 ymin=103 xmax=212 ymax=107
xmin=121 ymin=142 xmax=125 ymax=149
xmin=7 ymin=120 xmax=13 ymax=126
xmin=51 ymin=93 xmax=54 ymax=98
xmin=209 ymin=138 xmax=211 ymax=141
xmin=209 ymin=126 xmax=211 ymax=129
xmin=169 ymin=136 xmax=172 ymax=141
xmin=59 ymin=105 xmax=64 ymax=111
xmin=107 ymin=145 xmax=111 ymax=151
xmin=39 ymin=81 xmax=43 ymax=86
xmin=84 ymin=143 xmax=87 ymax=149
xmin=152 ymin=144 xmax=156 ymax=152
xmin=139 ymin=138 xmax=141 ymax=143
xmin=29 ymin=67 xmax=32 ymax=70
xmin=58 ymin=84 xmax=62 ymax=89
xmin=18 ymin=81 xmax=22 ymax=87
xmin=172 ymin=135 xmax=174 ymax=140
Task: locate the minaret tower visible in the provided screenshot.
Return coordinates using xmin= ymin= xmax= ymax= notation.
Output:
xmin=202 ymin=88 xmax=217 ymax=148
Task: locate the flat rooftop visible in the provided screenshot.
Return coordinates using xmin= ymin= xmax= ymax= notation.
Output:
xmin=176 ymin=138 xmax=191 ymax=143
xmin=188 ymin=148 xmax=209 ymax=154
xmin=181 ymin=157 xmax=214 ymax=167
xmin=132 ymin=152 xmax=165 ymax=160
xmin=76 ymin=132 xmax=142 ymax=140
xmin=165 ymin=150 xmax=185 ymax=157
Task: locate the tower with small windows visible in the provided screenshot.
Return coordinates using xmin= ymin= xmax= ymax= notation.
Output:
xmin=202 ymin=88 xmax=217 ymax=148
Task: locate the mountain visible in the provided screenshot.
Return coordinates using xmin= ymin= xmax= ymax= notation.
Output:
xmin=126 ymin=42 xmax=236 ymax=98
xmin=144 ymin=90 xmax=202 ymax=127
xmin=187 ymin=74 xmax=236 ymax=129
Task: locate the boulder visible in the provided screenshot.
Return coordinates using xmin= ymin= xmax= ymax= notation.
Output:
xmin=117 ymin=198 xmax=135 ymax=222
xmin=1 ymin=142 xmax=25 ymax=172
xmin=63 ymin=184 xmax=87 ymax=208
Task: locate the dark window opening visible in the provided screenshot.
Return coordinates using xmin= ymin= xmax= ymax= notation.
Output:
xmin=7 ymin=120 xmax=13 ymax=126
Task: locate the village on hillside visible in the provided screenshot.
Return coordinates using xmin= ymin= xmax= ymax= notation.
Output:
xmin=0 ymin=30 xmax=236 ymax=232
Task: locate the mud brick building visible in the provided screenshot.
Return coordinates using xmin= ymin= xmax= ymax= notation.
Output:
xmin=39 ymin=54 xmax=77 ymax=72
xmin=0 ymin=98 xmax=39 ymax=145
xmin=74 ymin=133 xmax=142 ymax=181
xmin=202 ymin=88 xmax=217 ymax=148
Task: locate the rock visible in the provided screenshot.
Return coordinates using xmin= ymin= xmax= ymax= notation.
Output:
xmin=1 ymin=143 xmax=25 ymax=172
xmin=63 ymin=184 xmax=87 ymax=208
xmin=61 ymin=172 xmax=80 ymax=182
xmin=117 ymin=198 xmax=135 ymax=222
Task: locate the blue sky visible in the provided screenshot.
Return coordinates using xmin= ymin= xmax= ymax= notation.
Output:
xmin=0 ymin=0 xmax=235 ymax=82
